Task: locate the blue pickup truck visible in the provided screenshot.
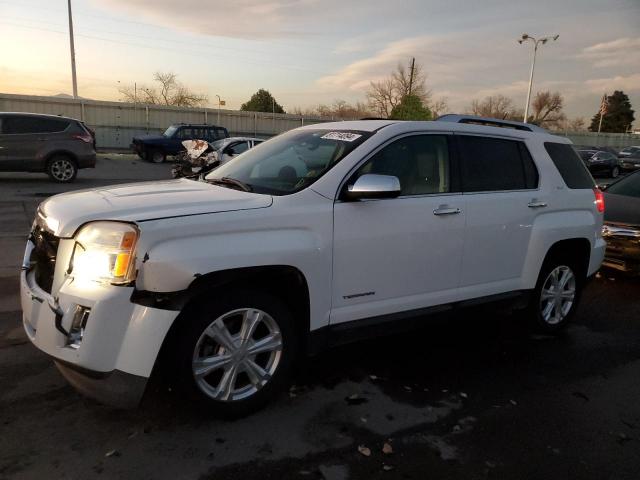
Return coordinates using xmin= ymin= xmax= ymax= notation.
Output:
xmin=131 ymin=124 xmax=229 ymax=163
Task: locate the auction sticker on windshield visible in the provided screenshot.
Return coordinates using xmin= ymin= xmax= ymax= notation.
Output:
xmin=321 ymin=132 xmax=362 ymax=142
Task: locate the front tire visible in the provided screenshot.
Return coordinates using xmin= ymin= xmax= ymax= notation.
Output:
xmin=611 ymin=166 xmax=620 ymax=178
xmin=47 ymin=155 xmax=78 ymax=183
xmin=526 ymin=256 xmax=583 ymax=333
xmin=173 ymin=291 xmax=298 ymax=417
xmin=146 ymin=149 xmax=166 ymax=164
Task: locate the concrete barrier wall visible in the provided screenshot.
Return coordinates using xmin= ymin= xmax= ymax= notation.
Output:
xmin=0 ymin=93 xmax=333 ymax=149
xmin=2 ymin=92 xmax=638 ymax=150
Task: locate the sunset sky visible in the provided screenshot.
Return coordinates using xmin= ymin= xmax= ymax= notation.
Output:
xmin=1 ymin=0 xmax=638 ymax=120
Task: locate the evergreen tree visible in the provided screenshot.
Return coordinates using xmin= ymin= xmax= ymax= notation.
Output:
xmin=589 ymin=90 xmax=635 ymax=133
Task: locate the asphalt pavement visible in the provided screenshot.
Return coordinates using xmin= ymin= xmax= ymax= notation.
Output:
xmin=0 ymin=157 xmax=638 ymax=480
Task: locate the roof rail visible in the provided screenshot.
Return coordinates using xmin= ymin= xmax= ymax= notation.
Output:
xmin=435 ymin=114 xmax=547 ymax=133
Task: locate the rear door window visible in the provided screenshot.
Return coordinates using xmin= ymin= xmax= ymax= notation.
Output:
xmin=2 ymin=116 xmax=69 ymax=134
xmin=544 ymin=142 xmax=595 ymax=189
xmin=458 ymin=135 xmax=538 ymax=192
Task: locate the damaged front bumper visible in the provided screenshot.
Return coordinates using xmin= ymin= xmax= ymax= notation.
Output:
xmin=21 ymin=266 xmax=179 ymax=408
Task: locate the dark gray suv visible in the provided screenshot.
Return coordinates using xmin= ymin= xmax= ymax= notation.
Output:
xmin=0 ymin=112 xmax=96 ymax=182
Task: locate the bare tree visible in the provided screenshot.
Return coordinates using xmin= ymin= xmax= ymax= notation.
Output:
xmin=118 ymin=72 xmax=207 ymax=107
xmin=430 ymin=97 xmax=449 ymax=118
xmin=366 ymin=60 xmax=432 ymax=118
xmin=530 ymin=91 xmax=565 ymax=127
xmin=467 ymin=95 xmax=521 ymax=120
xmin=292 ymin=100 xmax=372 ymax=119
xmin=567 ymin=117 xmax=586 ymax=131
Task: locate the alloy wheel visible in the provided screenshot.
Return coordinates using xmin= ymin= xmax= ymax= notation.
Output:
xmin=50 ymin=159 xmax=75 ymax=181
xmin=191 ymin=308 xmax=283 ymax=402
xmin=539 ymin=265 xmax=576 ymax=325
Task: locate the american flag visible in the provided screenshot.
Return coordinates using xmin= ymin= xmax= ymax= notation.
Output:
xmin=600 ymin=94 xmax=608 ymax=115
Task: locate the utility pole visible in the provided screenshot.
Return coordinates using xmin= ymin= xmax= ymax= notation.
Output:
xmin=408 ymin=57 xmax=416 ymax=95
xmin=67 ymin=0 xmax=78 ymax=99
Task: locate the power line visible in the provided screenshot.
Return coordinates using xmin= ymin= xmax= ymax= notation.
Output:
xmin=0 ymin=21 xmax=333 ymax=77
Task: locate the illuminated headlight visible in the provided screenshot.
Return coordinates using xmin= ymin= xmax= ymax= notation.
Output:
xmin=70 ymin=222 xmax=139 ymax=285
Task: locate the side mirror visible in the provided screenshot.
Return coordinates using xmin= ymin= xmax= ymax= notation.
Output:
xmin=344 ymin=174 xmax=401 ymax=201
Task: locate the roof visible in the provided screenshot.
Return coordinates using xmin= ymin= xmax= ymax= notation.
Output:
xmin=436 ymin=114 xmax=548 ymax=133
xmin=0 ymin=111 xmax=80 ymax=121
xmin=298 ymin=118 xmax=568 ymax=143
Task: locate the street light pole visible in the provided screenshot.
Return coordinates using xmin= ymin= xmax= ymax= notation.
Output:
xmin=518 ymin=33 xmax=559 ymax=123
xmin=67 ymin=0 xmax=78 ymax=98
xmin=216 ymin=94 xmax=221 ymax=125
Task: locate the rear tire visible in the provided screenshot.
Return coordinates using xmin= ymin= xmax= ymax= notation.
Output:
xmin=172 ymin=290 xmax=298 ymax=418
xmin=525 ymin=254 xmax=584 ymax=334
xmin=46 ymin=155 xmax=78 ymax=183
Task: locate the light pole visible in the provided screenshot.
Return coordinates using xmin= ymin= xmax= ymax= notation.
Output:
xmin=67 ymin=0 xmax=78 ymax=98
xmin=518 ymin=33 xmax=559 ymax=123
xmin=215 ymin=94 xmax=225 ymax=125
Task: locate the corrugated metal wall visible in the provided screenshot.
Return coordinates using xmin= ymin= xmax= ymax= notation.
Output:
xmin=0 ymin=93 xmax=333 ymax=149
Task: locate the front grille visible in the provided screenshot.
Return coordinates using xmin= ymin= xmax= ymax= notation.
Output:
xmin=29 ymin=225 xmax=59 ymax=293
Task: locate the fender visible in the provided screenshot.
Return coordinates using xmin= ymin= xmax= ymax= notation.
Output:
xmin=521 ymin=209 xmax=597 ymax=288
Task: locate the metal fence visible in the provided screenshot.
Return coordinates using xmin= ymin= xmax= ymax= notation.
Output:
xmin=1 ymin=92 xmax=638 ymax=150
xmin=0 ymin=93 xmax=333 ymax=149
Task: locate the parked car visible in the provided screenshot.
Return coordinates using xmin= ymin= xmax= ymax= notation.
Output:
xmin=21 ymin=114 xmax=605 ymax=415
xmin=131 ymin=124 xmax=229 ymax=163
xmin=618 ymin=146 xmax=640 ymax=172
xmin=574 ymin=144 xmax=618 ymax=155
xmin=0 ymin=112 xmax=96 ymax=182
xmin=171 ymin=137 xmax=265 ymax=179
xmin=576 ymin=149 xmax=621 ymax=178
xmin=210 ymin=137 xmax=264 ymax=165
xmin=601 ymin=170 xmax=640 ymax=274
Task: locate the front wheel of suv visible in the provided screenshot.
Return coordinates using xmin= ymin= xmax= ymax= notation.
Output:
xmin=146 ymin=149 xmax=166 ymax=164
xmin=173 ymin=290 xmax=298 ymax=417
xmin=526 ymin=256 xmax=583 ymax=334
xmin=47 ymin=155 xmax=78 ymax=183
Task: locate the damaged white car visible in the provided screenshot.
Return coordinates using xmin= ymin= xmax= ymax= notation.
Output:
xmin=21 ymin=116 xmax=605 ymax=416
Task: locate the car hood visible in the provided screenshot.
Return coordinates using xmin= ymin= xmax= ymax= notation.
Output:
xmin=133 ymin=134 xmax=166 ymax=143
xmin=603 ymin=193 xmax=640 ymax=227
xmin=39 ymin=179 xmax=273 ymax=237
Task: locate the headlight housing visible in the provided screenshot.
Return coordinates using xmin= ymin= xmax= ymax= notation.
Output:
xmin=70 ymin=222 xmax=139 ymax=285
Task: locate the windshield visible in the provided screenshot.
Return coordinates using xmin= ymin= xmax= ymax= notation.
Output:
xmin=578 ymin=151 xmax=595 ymax=160
xmin=606 ymin=172 xmax=640 ymax=198
xmin=163 ymin=125 xmax=178 ymax=137
xmin=205 ymin=129 xmax=371 ymax=195
xmin=210 ymin=139 xmax=227 ymax=151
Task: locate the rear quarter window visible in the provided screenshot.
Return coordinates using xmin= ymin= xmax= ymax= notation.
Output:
xmin=1 ymin=116 xmax=70 ymax=134
xmin=544 ymin=142 xmax=595 ymax=189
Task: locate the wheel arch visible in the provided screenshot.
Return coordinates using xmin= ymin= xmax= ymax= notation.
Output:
xmin=44 ymin=149 xmax=79 ymax=166
xmin=150 ymin=265 xmax=311 ymax=379
xmin=540 ymin=238 xmax=592 ymax=283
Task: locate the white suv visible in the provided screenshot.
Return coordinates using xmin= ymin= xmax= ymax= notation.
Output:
xmin=21 ymin=115 xmax=606 ymax=415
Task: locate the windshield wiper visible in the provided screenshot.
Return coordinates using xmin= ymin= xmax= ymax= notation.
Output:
xmin=206 ymin=176 xmax=253 ymax=192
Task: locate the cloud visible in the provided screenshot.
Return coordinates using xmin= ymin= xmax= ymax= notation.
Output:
xmin=579 ymin=37 xmax=640 ymax=68
xmin=584 ymin=73 xmax=640 ymax=93
xmin=93 ymin=0 xmax=322 ymax=39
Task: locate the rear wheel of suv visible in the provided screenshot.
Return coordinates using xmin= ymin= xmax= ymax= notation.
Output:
xmin=526 ymin=256 xmax=583 ymax=333
xmin=147 ymin=149 xmax=166 ymax=164
xmin=47 ymin=155 xmax=78 ymax=183
xmin=173 ymin=290 xmax=298 ymax=417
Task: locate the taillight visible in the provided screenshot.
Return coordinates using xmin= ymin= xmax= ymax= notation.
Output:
xmin=72 ymin=133 xmax=93 ymax=143
xmin=593 ymin=188 xmax=605 ymax=213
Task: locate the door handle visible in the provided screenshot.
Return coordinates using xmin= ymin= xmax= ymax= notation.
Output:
xmin=527 ymin=201 xmax=547 ymax=208
xmin=433 ymin=207 xmax=461 ymax=216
